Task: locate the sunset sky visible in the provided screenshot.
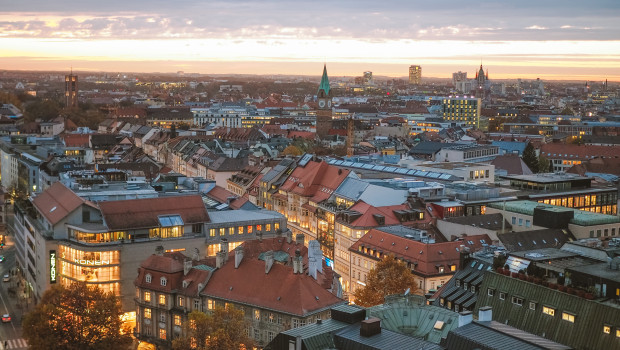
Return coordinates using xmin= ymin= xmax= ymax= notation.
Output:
xmin=1 ymin=0 xmax=619 ymax=80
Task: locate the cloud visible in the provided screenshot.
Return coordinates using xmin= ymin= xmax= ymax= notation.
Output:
xmin=525 ymin=25 xmax=548 ymax=30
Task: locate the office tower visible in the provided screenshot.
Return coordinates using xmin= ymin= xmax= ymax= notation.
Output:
xmin=441 ymin=96 xmax=481 ymax=128
xmin=409 ymin=65 xmax=422 ymax=85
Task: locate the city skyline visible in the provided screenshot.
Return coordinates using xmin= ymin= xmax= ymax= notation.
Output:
xmin=1 ymin=0 xmax=619 ymax=81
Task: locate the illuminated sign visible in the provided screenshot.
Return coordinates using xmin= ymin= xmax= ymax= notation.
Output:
xmin=50 ymin=250 xmax=57 ymax=284
xmin=74 ymin=259 xmax=110 ymax=266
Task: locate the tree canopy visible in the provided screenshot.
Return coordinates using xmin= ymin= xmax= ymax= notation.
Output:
xmin=353 ymin=254 xmax=419 ymax=307
xmin=172 ymin=307 xmax=253 ymax=350
xmin=23 ymin=282 xmax=132 ymax=350
xmin=522 ymin=142 xmax=539 ymax=173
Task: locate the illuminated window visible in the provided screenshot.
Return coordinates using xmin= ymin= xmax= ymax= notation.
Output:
xmin=542 ymin=306 xmax=555 ymax=316
xmin=210 ymin=229 xmax=215 ymax=237
xmin=247 ymin=225 xmax=253 ymax=234
xmin=174 ymin=315 xmax=181 ymax=326
xmin=159 ymin=328 xmax=166 ymax=340
xmin=238 ymin=226 xmax=244 ymax=234
xmin=616 ymin=329 xmax=620 ymax=338
xmin=159 ymin=294 xmax=166 ymax=305
xmin=562 ymin=312 xmax=575 ymax=323
xmin=450 ymin=265 xmax=456 ymax=272
xmin=266 ymin=224 xmax=271 ymax=232
xmin=207 ymin=299 xmax=214 ymax=310
xmin=144 ymin=308 xmax=151 ymax=319
xmin=254 ymin=309 xmax=260 ymax=320
xmin=256 ymin=224 xmax=262 ymax=232
xmin=603 ymin=325 xmax=610 ymax=334
xmin=275 ymin=223 xmax=280 ymax=230
xmin=219 ymin=228 xmax=225 ymax=236
xmin=178 ymin=297 xmax=184 ymax=307
xmin=144 ymin=291 xmax=151 ymax=302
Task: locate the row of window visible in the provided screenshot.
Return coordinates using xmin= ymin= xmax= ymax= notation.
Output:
xmin=208 ymin=223 xmax=279 ymax=237
xmin=488 ymin=288 xmax=576 ymax=323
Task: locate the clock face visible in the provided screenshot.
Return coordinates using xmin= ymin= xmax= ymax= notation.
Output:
xmin=327 ymin=100 xmax=332 ymax=108
xmin=318 ymin=100 xmax=326 ymax=108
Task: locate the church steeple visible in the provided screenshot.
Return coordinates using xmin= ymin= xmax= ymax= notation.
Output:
xmin=317 ymin=64 xmax=331 ymax=98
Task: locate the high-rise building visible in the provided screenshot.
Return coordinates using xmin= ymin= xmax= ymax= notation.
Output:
xmin=452 ymin=71 xmax=468 ymax=86
xmin=65 ymin=72 xmax=78 ymax=108
xmin=316 ymin=64 xmax=333 ymax=139
xmin=363 ymin=71 xmax=373 ymax=85
xmin=409 ymin=65 xmax=422 ymax=85
xmin=441 ymin=96 xmax=481 ymax=128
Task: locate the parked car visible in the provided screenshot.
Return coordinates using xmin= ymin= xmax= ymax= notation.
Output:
xmin=1 ymin=314 xmax=10 ymax=323
xmin=2 ymin=274 xmax=9 ymax=282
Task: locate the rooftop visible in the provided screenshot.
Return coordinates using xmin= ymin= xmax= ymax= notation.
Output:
xmin=488 ymin=200 xmax=620 ymax=226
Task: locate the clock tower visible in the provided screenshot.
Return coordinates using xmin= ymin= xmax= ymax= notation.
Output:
xmin=316 ymin=64 xmax=333 ymax=139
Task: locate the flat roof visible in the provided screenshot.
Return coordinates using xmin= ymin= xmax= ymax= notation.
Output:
xmin=568 ymin=262 xmax=620 ymax=282
xmin=207 ymin=209 xmax=285 ymax=224
xmin=501 ymin=173 xmax=592 ymax=183
xmin=415 ymin=161 xmax=489 ymax=170
xmin=488 ymin=200 xmax=620 ymax=226
xmin=510 ymin=248 xmax=579 ymax=261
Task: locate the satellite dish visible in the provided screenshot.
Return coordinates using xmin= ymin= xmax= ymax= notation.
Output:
xmin=404 ymin=288 xmax=410 ymax=296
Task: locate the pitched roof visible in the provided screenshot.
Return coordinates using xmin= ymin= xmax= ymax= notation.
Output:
xmin=205 ymin=186 xmax=248 ymax=210
xmin=135 ymin=252 xmax=212 ymax=297
xmin=498 ymin=229 xmax=572 ymax=252
xmin=443 ymin=213 xmax=511 ymax=232
xmin=540 ymin=143 xmax=620 ymax=160
xmin=98 ymin=195 xmax=209 ymax=231
xmin=350 ymin=228 xmax=491 ymax=276
xmin=202 ymin=257 xmax=344 ymax=316
xmin=32 ymin=182 xmax=91 ymax=225
xmin=344 ymin=201 xmax=412 ymax=227
xmin=491 ymin=154 xmax=533 ymax=175
xmin=62 ymin=133 xmax=90 ymax=148
xmin=280 ymin=160 xmax=350 ymax=202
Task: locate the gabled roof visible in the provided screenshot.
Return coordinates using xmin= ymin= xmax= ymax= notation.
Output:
xmin=62 ymin=133 xmax=90 ymax=148
xmin=202 ymin=257 xmax=344 ymax=316
xmin=280 ymin=160 xmax=350 ymax=202
xmin=345 ymin=201 xmax=412 ymax=227
xmin=204 ymin=186 xmax=248 ymax=210
xmin=498 ymin=229 xmax=572 ymax=252
xmin=491 ymin=154 xmax=533 ymax=175
xmin=32 ymin=182 xmax=91 ymax=226
xmin=443 ymin=213 xmax=511 ymax=232
xmin=98 ymin=195 xmax=209 ymax=231
xmin=135 ymin=252 xmax=212 ymax=297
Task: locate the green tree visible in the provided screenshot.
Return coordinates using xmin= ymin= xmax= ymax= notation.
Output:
xmin=24 ymin=99 xmax=62 ymax=121
xmin=522 ymin=142 xmax=539 ymax=173
xmin=23 ymin=282 xmax=132 ymax=350
xmin=172 ymin=307 xmax=253 ymax=350
xmin=537 ymin=154 xmax=550 ymax=173
xmin=353 ymin=255 xmax=419 ymax=307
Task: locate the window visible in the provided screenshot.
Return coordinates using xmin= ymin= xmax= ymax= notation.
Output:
xmin=219 ymin=228 xmax=225 ymax=236
xmin=256 ymin=224 xmax=262 ymax=232
xmin=512 ymin=296 xmax=523 ymax=306
xmin=174 ymin=315 xmax=181 ymax=326
xmin=561 ymin=312 xmax=575 ymax=323
xmin=268 ymin=331 xmax=275 ymax=341
xmin=144 ymin=291 xmax=151 ymax=302
xmin=160 ymin=277 xmax=167 ymax=286
xmin=194 ymin=299 xmax=201 ymax=311
xmin=159 ymin=313 xmax=166 ymax=322
xmin=210 ymin=229 xmax=216 ymax=237
xmin=542 ymin=306 xmax=555 ymax=316
xmin=247 ymin=225 xmax=253 ymax=234
xmin=159 ymin=328 xmax=166 ymax=340
xmin=455 ymin=280 xmax=460 ymax=288
xmin=471 ymin=286 xmax=476 ymax=293
xmin=144 ymin=308 xmax=151 ymax=319
xmin=603 ymin=325 xmax=611 ymax=334
xmin=616 ymin=329 xmax=620 ymax=338
xmin=159 ymin=294 xmax=166 ymax=305
xmin=145 ymin=274 xmax=152 ymax=283
xmin=269 ymin=313 xmax=275 ymax=323
xmin=511 ymin=217 xmax=516 ymax=225
xmin=525 ymin=220 xmax=531 ymax=228
xmin=254 ymin=309 xmax=260 ymax=321
xmin=178 ymin=297 xmax=184 ymax=307
xmin=487 ymin=288 xmax=495 ymax=297
xmin=529 ymin=302 xmax=537 ymax=310
xmin=266 ymin=224 xmax=271 ymax=232
xmin=254 ymin=329 xmax=260 ymax=341
xmin=499 ymin=292 xmax=506 ymax=300
xmin=207 ymin=299 xmax=214 ymax=310
xmin=518 ymin=218 xmax=523 ymax=226
xmin=238 ymin=226 xmax=244 ymax=234
xmin=450 ymin=265 xmax=456 ymax=272
xmin=438 ymin=266 xmax=445 ymax=273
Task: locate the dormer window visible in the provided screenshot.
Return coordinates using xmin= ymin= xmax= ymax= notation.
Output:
xmin=160 ymin=277 xmax=167 ymax=286
xmin=145 ymin=274 xmax=152 ymax=283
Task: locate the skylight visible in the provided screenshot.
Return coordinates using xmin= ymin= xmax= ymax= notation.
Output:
xmin=158 ymin=215 xmax=184 ymax=227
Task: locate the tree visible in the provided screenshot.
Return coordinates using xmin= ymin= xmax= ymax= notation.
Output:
xmin=522 ymin=142 xmax=539 ymax=173
xmin=537 ymin=154 xmax=550 ymax=173
xmin=281 ymin=145 xmax=302 ymax=156
xmin=23 ymin=282 xmax=132 ymax=350
xmin=172 ymin=307 xmax=253 ymax=350
xmin=353 ymin=255 xmax=418 ymax=307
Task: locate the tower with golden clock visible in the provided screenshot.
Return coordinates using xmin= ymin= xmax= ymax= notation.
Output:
xmin=316 ymin=64 xmax=333 ymax=139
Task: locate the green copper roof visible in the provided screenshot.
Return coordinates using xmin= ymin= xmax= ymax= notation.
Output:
xmin=488 ymin=200 xmax=620 ymax=226
xmin=317 ymin=64 xmax=331 ymax=96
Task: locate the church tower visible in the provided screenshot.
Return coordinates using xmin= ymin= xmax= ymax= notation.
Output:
xmin=315 ymin=64 xmax=333 ymax=139
xmin=65 ymin=70 xmax=78 ymax=108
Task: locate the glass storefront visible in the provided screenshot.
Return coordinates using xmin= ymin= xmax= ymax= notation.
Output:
xmin=58 ymin=245 xmax=121 ymax=295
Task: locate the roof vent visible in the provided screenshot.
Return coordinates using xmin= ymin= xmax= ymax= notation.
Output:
xmin=315 ymin=296 xmax=319 ymax=301
xmin=50 ymin=206 xmax=57 ymax=212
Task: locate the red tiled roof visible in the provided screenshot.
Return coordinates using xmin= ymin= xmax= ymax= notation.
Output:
xmin=280 ymin=161 xmax=350 ymax=202
xmin=202 ymin=258 xmax=343 ymax=316
xmin=346 ymin=201 xmax=411 ymax=227
xmin=32 ymin=182 xmax=89 ymax=225
xmin=62 ymin=134 xmax=90 ymax=148
xmin=205 ymin=186 xmax=248 ymax=209
xmin=287 ymin=130 xmax=315 ymax=140
xmin=350 ymin=229 xmax=491 ymax=277
xmin=540 ymin=143 xmax=620 ymax=160
xmin=135 ymin=253 xmax=212 ymax=296
xmin=98 ymin=195 xmax=210 ymax=231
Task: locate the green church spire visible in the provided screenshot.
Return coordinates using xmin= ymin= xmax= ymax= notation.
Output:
xmin=317 ymin=64 xmax=330 ymax=97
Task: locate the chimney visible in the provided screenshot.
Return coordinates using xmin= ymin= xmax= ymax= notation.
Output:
xmin=478 ymin=306 xmax=492 ymax=322
xmin=155 ymin=245 xmax=164 ymax=256
xmin=183 ymin=257 xmax=192 ymax=276
xmin=360 ymin=317 xmax=381 ymax=337
xmin=286 ymin=230 xmax=293 ymax=244
xmin=264 ymin=250 xmax=274 ymax=274
xmin=296 ymin=233 xmax=305 ymax=246
xmin=220 ymin=238 xmax=229 ymax=262
xmin=458 ymin=311 xmax=473 ymax=327
xmin=257 ymin=231 xmax=263 ymax=242
xmin=308 ymin=240 xmax=323 ymax=279
xmin=234 ymin=246 xmax=244 ymax=269
xmin=216 ymin=250 xmax=226 ymax=269
xmin=293 ymin=249 xmax=303 ymax=274
xmin=308 ymin=256 xmax=317 ymax=279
